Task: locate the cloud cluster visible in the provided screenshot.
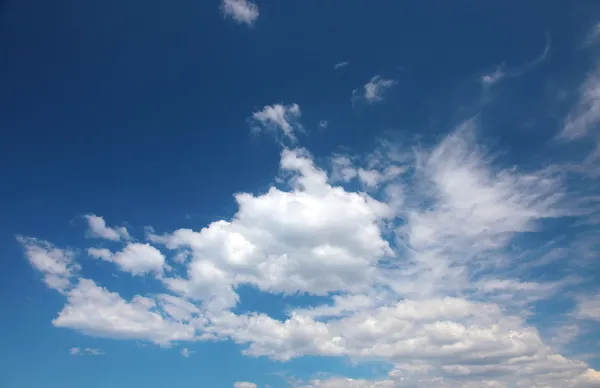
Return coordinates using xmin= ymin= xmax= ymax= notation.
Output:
xmin=16 ymin=120 xmax=600 ymax=387
xmin=16 ymin=21 xmax=600 ymax=384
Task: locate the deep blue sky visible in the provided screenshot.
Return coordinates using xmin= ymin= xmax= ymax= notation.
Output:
xmin=1 ymin=1 xmax=600 ymax=387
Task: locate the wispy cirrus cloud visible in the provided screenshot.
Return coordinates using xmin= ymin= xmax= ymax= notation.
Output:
xmin=333 ymin=61 xmax=349 ymax=70
xmin=481 ymin=33 xmax=551 ymax=87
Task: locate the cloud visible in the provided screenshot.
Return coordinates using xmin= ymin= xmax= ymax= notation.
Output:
xmin=353 ymin=75 xmax=396 ymax=104
xmin=69 ymin=347 xmax=104 ymax=356
xmin=17 ymin=236 xmax=79 ymax=292
xmin=17 ymin=119 xmax=600 ymax=387
xmin=221 ymin=0 xmax=259 ymax=26
xmin=180 ymin=347 xmax=195 ymax=357
xmin=319 ymin=120 xmax=328 ymax=129
xmin=251 ymin=103 xmax=302 ymax=142
xmin=149 ymin=148 xmax=393 ymax=310
xmin=573 ymin=292 xmax=600 ymax=321
xmin=481 ymin=33 xmax=550 ymax=87
xmin=87 ymin=243 xmax=166 ymax=277
xmin=53 ymin=278 xmax=205 ymax=345
xmin=481 ymin=66 xmax=505 ymax=86
xmin=333 ymin=61 xmax=349 ymax=70
xmin=560 ymin=64 xmax=600 ymax=140
xmin=234 ymin=383 xmax=257 ymax=388
xmin=84 ymin=214 xmax=130 ymax=241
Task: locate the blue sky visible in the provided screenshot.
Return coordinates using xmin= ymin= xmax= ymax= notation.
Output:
xmin=2 ymin=1 xmax=600 ymax=387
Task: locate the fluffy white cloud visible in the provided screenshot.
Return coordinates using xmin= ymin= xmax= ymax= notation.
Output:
xmin=90 ymin=243 xmax=166 ymax=276
xmin=150 ymin=148 xmax=393 ymax=307
xmin=353 ymin=75 xmax=396 ymax=104
xmin=251 ymin=103 xmax=302 ymax=142
xmin=84 ymin=214 xmax=130 ymax=241
xmin=53 ymin=278 xmax=204 ymax=345
xmin=17 ymin=236 xmax=79 ymax=292
xmin=234 ymin=383 xmax=257 ymax=388
xmin=221 ymin=0 xmax=259 ymax=26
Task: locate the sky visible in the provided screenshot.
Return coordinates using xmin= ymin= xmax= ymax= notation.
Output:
xmin=1 ymin=0 xmax=600 ymax=387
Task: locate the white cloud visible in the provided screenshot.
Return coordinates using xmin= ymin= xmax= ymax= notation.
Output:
xmin=561 ymin=64 xmax=600 ymax=140
xmin=481 ymin=66 xmax=505 ymax=86
xmin=234 ymin=383 xmax=257 ymax=388
xmin=87 ymin=244 xmax=165 ymax=277
xmin=251 ymin=103 xmax=302 ymax=142
xmin=481 ymin=34 xmax=550 ymax=88
xmin=53 ymin=278 xmax=205 ymax=345
xmin=319 ymin=120 xmax=328 ymax=129
xmin=353 ymin=75 xmax=396 ymax=104
xmin=84 ymin=214 xmax=130 ymax=241
xmin=180 ymin=347 xmax=195 ymax=357
xmin=17 ymin=236 xmax=79 ymax=292
xmin=573 ymin=292 xmax=600 ymax=321
xmin=87 ymin=247 xmax=112 ymax=260
xmin=150 ymin=148 xmax=393 ymax=307
xmin=221 ymin=0 xmax=259 ymax=26
xmin=333 ymin=61 xmax=349 ymax=70
xmin=69 ymin=347 xmax=104 ymax=356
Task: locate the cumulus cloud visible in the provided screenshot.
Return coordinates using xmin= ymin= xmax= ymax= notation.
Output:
xmin=17 ymin=120 xmax=600 ymax=387
xmin=251 ymin=103 xmax=302 ymax=142
xmin=53 ymin=278 xmax=205 ymax=345
xmin=84 ymin=214 xmax=130 ymax=241
xmin=221 ymin=0 xmax=259 ymax=26
xmin=353 ymin=75 xmax=396 ymax=104
xmin=87 ymin=243 xmax=166 ymax=277
xmin=333 ymin=61 xmax=349 ymax=70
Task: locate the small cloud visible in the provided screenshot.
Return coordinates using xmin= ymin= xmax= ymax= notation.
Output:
xmin=70 ymin=347 xmax=104 ymax=356
xmin=481 ymin=65 xmax=505 ymax=86
xmin=353 ymin=75 xmax=396 ymax=104
xmin=234 ymin=383 xmax=257 ymax=388
xmin=319 ymin=120 xmax=328 ymax=129
xmin=250 ymin=103 xmax=302 ymax=142
xmin=334 ymin=61 xmax=349 ymax=70
xmin=180 ymin=347 xmax=195 ymax=358
xmin=221 ymin=0 xmax=259 ymax=26
xmin=481 ymin=33 xmax=550 ymax=88
xmin=84 ymin=214 xmax=130 ymax=241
